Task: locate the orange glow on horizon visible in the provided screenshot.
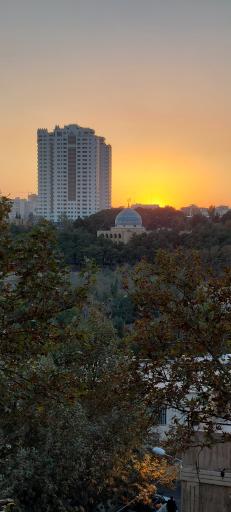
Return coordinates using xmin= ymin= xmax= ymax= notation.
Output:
xmin=2 ymin=140 xmax=231 ymax=210
xmin=111 ymin=149 xmax=231 ymax=209
xmin=1 ymin=2 xmax=231 ymax=210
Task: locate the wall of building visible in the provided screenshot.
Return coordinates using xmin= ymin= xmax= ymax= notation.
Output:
xmin=181 ymin=434 xmax=231 ymax=512
xmin=9 ymin=194 xmax=38 ymax=222
xmin=97 ymin=226 xmax=146 ymax=244
xmin=99 ymin=138 xmax=111 ymax=210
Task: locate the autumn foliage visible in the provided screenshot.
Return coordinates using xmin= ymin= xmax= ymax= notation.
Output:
xmin=0 ymin=198 xmax=174 ymax=512
xmin=131 ymin=250 xmax=231 ymax=451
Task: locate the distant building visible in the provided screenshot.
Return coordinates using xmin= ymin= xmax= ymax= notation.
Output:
xmin=131 ymin=203 xmax=159 ymax=209
xmin=215 ymin=205 xmax=230 ymax=217
xmin=9 ymin=197 xmax=27 ymax=222
xmin=37 ymin=124 xmax=111 ymax=222
xmin=181 ymin=204 xmax=230 ymax=219
xmin=97 ymin=207 xmax=146 ymax=243
xmin=9 ymin=194 xmax=38 ymax=222
xmin=200 ymin=207 xmax=210 ymax=217
xmin=27 ymin=194 xmax=38 ymax=217
xmin=181 ymin=204 xmax=202 ymax=217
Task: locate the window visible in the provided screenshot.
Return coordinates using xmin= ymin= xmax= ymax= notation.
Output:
xmin=158 ymin=408 xmax=167 ymax=425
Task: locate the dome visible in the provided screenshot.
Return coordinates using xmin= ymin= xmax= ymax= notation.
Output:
xmin=115 ymin=208 xmax=142 ymax=227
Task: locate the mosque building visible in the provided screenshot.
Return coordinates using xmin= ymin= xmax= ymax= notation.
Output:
xmin=97 ymin=207 xmax=146 ymax=244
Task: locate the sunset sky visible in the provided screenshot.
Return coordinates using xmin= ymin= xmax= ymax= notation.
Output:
xmin=0 ymin=0 xmax=231 ymax=208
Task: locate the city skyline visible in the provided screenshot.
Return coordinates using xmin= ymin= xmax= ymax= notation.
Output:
xmin=1 ymin=1 xmax=231 ymax=208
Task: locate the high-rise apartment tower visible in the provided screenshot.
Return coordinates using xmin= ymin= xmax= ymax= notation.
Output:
xmin=37 ymin=124 xmax=111 ymax=221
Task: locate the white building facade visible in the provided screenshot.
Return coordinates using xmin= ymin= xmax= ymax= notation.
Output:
xmin=37 ymin=124 xmax=111 ymax=222
xmin=97 ymin=207 xmax=146 ymax=243
xmin=9 ymin=194 xmax=38 ymax=222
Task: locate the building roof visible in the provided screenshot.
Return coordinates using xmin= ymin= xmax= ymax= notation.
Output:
xmin=115 ymin=208 xmax=143 ymax=227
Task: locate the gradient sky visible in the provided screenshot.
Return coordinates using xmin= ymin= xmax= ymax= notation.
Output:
xmin=0 ymin=0 xmax=231 ymax=207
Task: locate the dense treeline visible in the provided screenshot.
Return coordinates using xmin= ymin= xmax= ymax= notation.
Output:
xmin=73 ymin=206 xmax=186 ymax=232
xmin=10 ymin=206 xmax=231 ymax=269
xmin=1 ymin=198 xmax=175 ymax=512
xmin=2 ymin=198 xmax=231 ymax=511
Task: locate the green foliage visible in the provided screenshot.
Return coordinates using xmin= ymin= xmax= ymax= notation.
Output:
xmin=81 ymin=268 xmax=135 ymax=337
xmin=73 ymin=207 xmax=122 ymax=233
xmin=0 ymin=198 xmax=153 ymax=512
xmin=72 ymin=206 xmax=186 ymax=233
xmin=55 ymin=208 xmax=231 ymax=271
xmin=5 ymin=195 xmax=231 ymax=491
xmin=135 ymin=206 xmax=186 ymax=230
xmin=131 ymin=249 xmax=231 ymax=451
xmin=9 ymin=206 xmax=231 ymax=270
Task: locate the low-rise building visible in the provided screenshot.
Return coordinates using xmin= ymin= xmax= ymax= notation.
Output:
xmin=215 ymin=205 xmax=230 ymax=217
xmin=181 ymin=204 xmax=230 ymax=219
xmin=131 ymin=203 xmax=159 ymax=209
xmin=9 ymin=194 xmax=38 ymax=222
xmin=152 ymin=356 xmax=231 ymax=512
xmin=97 ymin=207 xmax=146 ymax=243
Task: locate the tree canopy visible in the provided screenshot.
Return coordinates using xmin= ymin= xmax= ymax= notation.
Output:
xmin=9 ymin=206 xmax=231 ymax=270
xmin=3 ymin=198 xmax=231 ymax=510
xmin=0 ymin=197 xmax=175 ymax=512
xmin=130 ymin=250 xmax=231 ymax=451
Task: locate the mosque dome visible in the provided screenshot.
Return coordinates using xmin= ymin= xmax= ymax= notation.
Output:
xmin=115 ymin=208 xmax=143 ymax=227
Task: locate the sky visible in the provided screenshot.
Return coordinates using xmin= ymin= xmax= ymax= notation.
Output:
xmin=0 ymin=0 xmax=231 ymax=208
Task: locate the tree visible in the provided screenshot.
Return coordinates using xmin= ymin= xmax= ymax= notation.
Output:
xmin=0 ymin=198 xmax=173 ymax=512
xmin=131 ymin=249 xmax=231 ymax=452
xmin=189 ymin=213 xmax=208 ymax=228
xmin=135 ymin=207 xmax=186 ymax=231
xmin=221 ymin=210 xmax=231 ymax=224
xmin=73 ymin=208 xmax=122 ymax=234
xmin=208 ymin=205 xmax=219 ymax=222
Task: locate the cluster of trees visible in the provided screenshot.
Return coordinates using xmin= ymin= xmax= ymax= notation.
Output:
xmin=1 ymin=199 xmax=231 ymax=511
xmin=72 ymin=205 xmax=231 ymax=233
xmin=59 ymin=221 xmax=231 ymax=270
xmin=130 ymin=250 xmax=231 ymax=451
xmin=10 ymin=206 xmax=231 ymax=270
xmin=79 ymin=206 xmax=186 ymax=232
xmin=0 ymin=198 xmax=175 ymax=512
